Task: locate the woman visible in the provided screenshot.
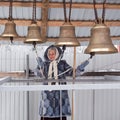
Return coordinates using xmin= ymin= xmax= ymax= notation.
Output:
xmin=35 ymin=45 xmax=90 ymax=120
xmin=35 ymin=45 xmax=73 ymax=120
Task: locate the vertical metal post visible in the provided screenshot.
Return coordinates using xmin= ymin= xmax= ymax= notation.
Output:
xmin=26 ymin=54 xmax=29 ymax=120
xmin=72 ymin=47 xmax=76 ymax=120
xmin=92 ymin=80 xmax=96 ymax=120
xmin=26 ymin=54 xmax=29 ymax=79
xmin=93 ymin=90 xmax=95 ymax=120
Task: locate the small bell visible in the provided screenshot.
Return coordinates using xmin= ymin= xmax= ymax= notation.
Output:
xmin=85 ymin=23 xmax=118 ymax=54
xmin=1 ymin=20 xmax=18 ymax=38
xmin=55 ymin=22 xmax=80 ymax=47
xmin=24 ymin=23 xmax=44 ymax=44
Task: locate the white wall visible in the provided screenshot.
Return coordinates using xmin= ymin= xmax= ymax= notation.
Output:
xmin=0 ymin=45 xmax=120 ymax=72
xmin=0 ymin=82 xmax=28 ymax=120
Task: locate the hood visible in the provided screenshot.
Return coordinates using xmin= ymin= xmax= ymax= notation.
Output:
xmin=44 ymin=45 xmax=62 ymax=62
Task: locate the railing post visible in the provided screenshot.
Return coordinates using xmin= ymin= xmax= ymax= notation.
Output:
xmin=26 ymin=54 xmax=29 ymax=120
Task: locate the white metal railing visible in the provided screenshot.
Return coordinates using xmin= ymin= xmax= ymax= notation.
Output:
xmin=1 ymin=76 xmax=120 ymax=120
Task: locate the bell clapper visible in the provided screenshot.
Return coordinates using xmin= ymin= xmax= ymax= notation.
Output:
xmin=32 ymin=41 xmax=36 ymax=49
xmin=62 ymin=45 xmax=66 ymax=54
xmin=10 ymin=37 xmax=13 ymax=44
xmin=89 ymin=52 xmax=95 ymax=59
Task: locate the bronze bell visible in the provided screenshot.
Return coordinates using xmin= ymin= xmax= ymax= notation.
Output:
xmin=24 ymin=23 xmax=44 ymax=44
xmin=2 ymin=20 xmax=18 ymax=37
xmin=55 ymin=22 xmax=80 ymax=47
xmin=85 ymin=23 xmax=118 ymax=54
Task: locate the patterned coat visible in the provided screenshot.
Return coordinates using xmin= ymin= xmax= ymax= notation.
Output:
xmin=36 ymin=45 xmax=73 ymax=117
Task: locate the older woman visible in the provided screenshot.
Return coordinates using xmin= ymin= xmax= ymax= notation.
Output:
xmin=35 ymin=45 xmax=90 ymax=120
xmin=35 ymin=45 xmax=73 ymax=120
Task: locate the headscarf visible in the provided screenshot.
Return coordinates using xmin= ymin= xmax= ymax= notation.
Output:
xmin=44 ymin=45 xmax=62 ymax=83
xmin=44 ymin=45 xmax=62 ymax=62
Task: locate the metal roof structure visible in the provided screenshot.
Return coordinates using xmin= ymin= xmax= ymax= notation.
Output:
xmin=0 ymin=0 xmax=120 ymax=45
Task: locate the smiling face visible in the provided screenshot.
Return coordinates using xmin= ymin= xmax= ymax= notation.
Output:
xmin=48 ymin=49 xmax=56 ymax=61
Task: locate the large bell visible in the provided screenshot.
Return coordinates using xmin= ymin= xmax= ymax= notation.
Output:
xmin=2 ymin=20 xmax=18 ymax=37
xmin=85 ymin=23 xmax=118 ymax=54
xmin=24 ymin=23 xmax=44 ymax=44
xmin=55 ymin=22 xmax=80 ymax=47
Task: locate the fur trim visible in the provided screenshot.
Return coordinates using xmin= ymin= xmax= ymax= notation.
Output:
xmin=44 ymin=45 xmax=62 ymax=62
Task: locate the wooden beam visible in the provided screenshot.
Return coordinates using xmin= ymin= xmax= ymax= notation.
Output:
xmin=1 ymin=36 xmax=120 ymax=42
xmin=0 ymin=19 xmax=120 ymax=27
xmin=41 ymin=0 xmax=49 ymax=41
xmin=0 ymin=72 xmax=25 ymax=78
xmin=47 ymin=36 xmax=120 ymax=42
xmin=49 ymin=3 xmax=120 ymax=9
xmin=0 ymin=2 xmax=120 ymax=9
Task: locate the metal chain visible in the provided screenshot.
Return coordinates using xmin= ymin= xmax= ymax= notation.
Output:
xmin=93 ymin=0 xmax=106 ymax=23
xmin=32 ymin=0 xmax=36 ymax=23
xmin=9 ymin=0 xmax=12 ymax=21
xmin=63 ymin=0 xmax=72 ymax=22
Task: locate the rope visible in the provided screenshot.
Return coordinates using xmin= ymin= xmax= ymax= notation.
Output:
xmin=63 ymin=0 xmax=67 ymax=22
xmin=32 ymin=0 xmax=37 ymax=23
xmin=69 ymin=0 xmax=72 ymax=22
xmin=63 ymin=0 xmax=72 ymax=22
xmin=102 ymin=0 xmax=107 ymax=23
xmin=93 ymin=0 xmax=99 ymax=23
xmin=93 ymin=0 xmax=107 ymax=23
xmin=34 ymin=48 xmax=45 ymax=78
xmin=9 ymin=0 xmax=12 ymax=21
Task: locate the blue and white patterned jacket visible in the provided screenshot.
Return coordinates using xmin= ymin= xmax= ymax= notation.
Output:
xmin=35 ymin=45 xmax=90 ymax=117
xmin=36 ymin=45 xmax=73 ymax=117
